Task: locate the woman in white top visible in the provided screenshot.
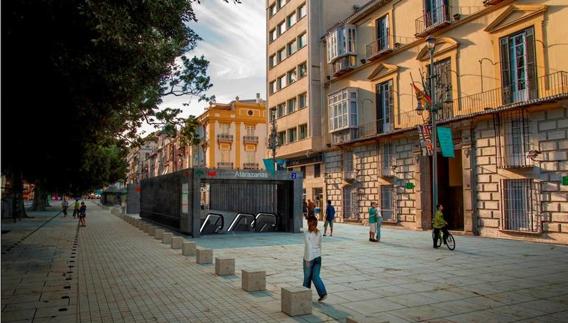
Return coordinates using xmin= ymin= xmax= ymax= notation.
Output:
xmin=303 ymin=216 xmax=328 ymax=302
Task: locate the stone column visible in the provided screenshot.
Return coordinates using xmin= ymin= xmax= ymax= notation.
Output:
xmin=461 ymin=128 xmax=476 ymax=235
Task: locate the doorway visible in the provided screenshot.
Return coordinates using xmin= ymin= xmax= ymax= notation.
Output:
xmin=435 ymin=149 xmax=464 ymax=230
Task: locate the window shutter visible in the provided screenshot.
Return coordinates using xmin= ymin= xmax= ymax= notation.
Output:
xmin=500 ymin=37 xmax=512 ymax=104
xmin=525 ymin=27 xmax=537 ymax=99
xmin=376 ymin=83 xmax=384 ymax=133
xmin=387 ymin=81 xmax=393 ymax=124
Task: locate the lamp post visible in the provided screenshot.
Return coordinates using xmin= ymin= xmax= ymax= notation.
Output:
xmin=416 ymin=35 xmax=439 ymax=224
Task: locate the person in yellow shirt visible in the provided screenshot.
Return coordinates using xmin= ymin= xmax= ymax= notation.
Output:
xmin=432 ymin=204 xmax=449 ymax=248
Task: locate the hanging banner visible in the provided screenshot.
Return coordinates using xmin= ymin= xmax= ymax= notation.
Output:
xmin=263 ymin=159 xmax=275 ymax=175
xmin=417 ymin=125 xmax=433 ymax=156
xmin=437 ymin=127 xmax=455 ymax=158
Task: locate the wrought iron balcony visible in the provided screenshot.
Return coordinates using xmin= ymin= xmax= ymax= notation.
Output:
xmin=366 ymin=37 xmax=393 ymax=61
xmin=217 ymin=162 xmax=234 ymax=169
xmin=243 ymin=162 xmax=259 ymax=170
xmin=243 ymin=135 xmax=259 ymax=144
xmin=217 ymin=134 xmax=233 ymax=143
xmin=415 ymin=4 xmax=452 ymax=37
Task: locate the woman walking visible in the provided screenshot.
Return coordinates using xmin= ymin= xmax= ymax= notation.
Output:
xmin=303 ymin=216 xmax=327 ymax=302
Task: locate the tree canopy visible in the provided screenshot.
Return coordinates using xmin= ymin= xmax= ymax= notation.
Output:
xmin=2 ymin=0 xmax=220 ymax=195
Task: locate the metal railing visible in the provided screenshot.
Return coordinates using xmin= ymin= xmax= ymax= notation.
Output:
xmin=217 ymin=162 xmax=234 ymax=169
xmin=415 ymin=4 xmax=452 ymax=36
xmin=243 ymin=135 xmax=259 ymax=144
xmin=366 ymin=36 xmax=391 ymax=60
xmin=343 ymin=170 xmax=357 ymax=181
xmin=500 ymin=179 xmax=541 ymax=233
xmin=243 ymin=163 xmax=259 ymax=170
xmin=217 ymin=134 xmax=233 ymax=142
xmin=331 ymin=71 xmax=568 ymax=145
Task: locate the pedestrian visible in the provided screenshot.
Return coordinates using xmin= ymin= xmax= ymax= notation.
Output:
xmin=432 ymin=204 xmax=449 ymax=248
xmin=307 ymin=199 xmax=315 ymax=218
xmin=368 ymin=202 xmax=378 ymax=242
xmin=78 ymin=202 xmax=87 ymax=227
xmin=376 ymin=203 xmax=383 ymax=242
xmin=61 ymin=198 xmax=69 ymax=217
xmin=72 ymin=199 xmax=80 ymax=219
xmin=303 ymin=199 xmax=308 ymax=220
xmin=323 ymin=200 xmax=335 ymax=237
xmin=303 ymin=216 xmax=327 ymax=302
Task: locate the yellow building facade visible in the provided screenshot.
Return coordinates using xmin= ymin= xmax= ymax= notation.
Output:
xmin=322 ymin=0 xmax=568 ymax=243
xmin=198 ymin=98 xmax=268 ymax=170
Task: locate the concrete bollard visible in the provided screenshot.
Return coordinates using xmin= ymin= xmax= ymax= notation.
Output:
xmin=196 ymin=248 xmax=213 ymax=264
xmin=171 ymin=236 xmax=183 ymax=249
xmin=162 ymin=232 xmax=173 ymax=245
xmin=242 ymin=270 xmax=266 ymax=292
xmin=182 ymin=241 xmax=196 ymax=256
xmin=281 ymin=286 xmax=312 ymax=316
xmin=215 ymin=258 xmax=235 ymax=276
xmin=154 ymin=229 xmax=164 ymax=240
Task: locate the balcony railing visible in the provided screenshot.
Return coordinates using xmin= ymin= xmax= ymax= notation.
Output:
xmin=331 ymin=71 xmax=568 ymax=145
xmin=332 ymin=55 xmax=357 ymax=76
xmin=366 ymin=36 xmax=392 ymax=61
xmin=243 ymin=162 xmax=259 ymax=170
xmin=217 ymin=162 xmax=234 ymax=169
xmin=415 ymin=4 xmax=452 ymax=37
xmin=243 ymin=135 xmax=259 ymax=144
xmin=343 ymin=170 xmax=357 ymax=181
xmin=217 ymin=134 xmax=233 ymax=143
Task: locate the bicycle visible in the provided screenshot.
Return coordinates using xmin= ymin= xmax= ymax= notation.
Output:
xmin=432 ymin=229 xmax=455 ymax=250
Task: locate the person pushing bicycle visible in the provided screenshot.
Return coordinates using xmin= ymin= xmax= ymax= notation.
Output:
xmin=432 ymin=204 xmax=449 ymax=248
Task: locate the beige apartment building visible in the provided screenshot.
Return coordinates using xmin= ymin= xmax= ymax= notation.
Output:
xmin=198 ymin=97 xmax=267 ymax=170
xmin=266 ymin=0 xmax=368 ymax=205
xmin=321 ymin=0 xmax=568 ymax=243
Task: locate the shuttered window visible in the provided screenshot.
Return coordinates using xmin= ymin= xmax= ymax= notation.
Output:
xmin=499 ymin=27 xmax=537 ymax=104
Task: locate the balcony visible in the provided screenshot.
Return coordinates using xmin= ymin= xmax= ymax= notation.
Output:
xmin=415 ymin=5 xmax=452 ymax=37
xmin=242 ymin=162 xmax=259 ymax=170
xmin=332 ymin=55 xmax=357 ymax=77
xmin=217 ymin=134 xmax=233 ymax=143
xmin=366 ymin=37 xmax=393 ymax=61
xmin=217 ymin=162 xmax=234 ymax=169
xmin=243 ymin=135 xmax=259 ymax=144
xmin=331 ymin=71 xmax=568 ymax=145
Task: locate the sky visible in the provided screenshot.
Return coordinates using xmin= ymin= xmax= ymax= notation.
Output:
xmin=142 ymin=0 xmax=266 ymax=134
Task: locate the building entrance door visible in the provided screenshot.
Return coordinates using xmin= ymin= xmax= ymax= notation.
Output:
xmin=435 ymin=150 xmax=464 ymax=230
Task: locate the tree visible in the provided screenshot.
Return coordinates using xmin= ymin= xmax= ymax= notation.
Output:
xmin=2 ymin=0 xmax=227 ymax=212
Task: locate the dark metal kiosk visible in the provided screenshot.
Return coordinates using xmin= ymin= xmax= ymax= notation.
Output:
xmin=139 ymin=168 xmax=303 ymax=237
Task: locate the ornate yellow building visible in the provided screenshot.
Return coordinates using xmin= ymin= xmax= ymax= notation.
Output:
xmin=198 ymin=96 xmax=268 ymax=170
xmin=322 ymin=0 xmax=568 ymax=243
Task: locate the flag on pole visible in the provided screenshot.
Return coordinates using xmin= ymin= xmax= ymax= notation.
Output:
xmin=410 ymin=73 xmax=432 ymax=106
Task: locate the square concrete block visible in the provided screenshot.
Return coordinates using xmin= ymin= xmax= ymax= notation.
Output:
xmin=215 ymin=258 xmax=235 ymax=276
xmin=182 ymin=241 xmax=196 ymax=256
xmin=154 ymin=228 xmax=164 ymax=239
xmin=171 ymin=236 xmax=183 ymax=249
xmin=241 ymin=270 xmax=266 ymax=292
xmin=162 ymin=232 xmax=173 ymax=245
xmin=196 ymin=249 xmax=213 ymax=264
xmin=281 ymin=286 xmax=312 ymax=316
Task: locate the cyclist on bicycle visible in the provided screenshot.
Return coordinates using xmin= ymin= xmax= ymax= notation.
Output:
xmin=433 ymin=204 xmax=449 ymax=248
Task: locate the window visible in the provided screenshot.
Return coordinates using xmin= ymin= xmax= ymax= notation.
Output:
xmin=277 ymin=103 xmax=285 ymax=118
xmin=299 ymin=124 xmax=307 ymax=140
xmin=343 ymin=186 xmax=358 ymax=219
xmin=277 ymin=0 xmax=285 ymax=9
xmin=499 ymin=111 xmax=531 ymax=168
xmin=287 ymin=68 xmax=297 ymax=84
xmin=219 ymin=123 xmax=230 ymax=135
xmin=270 ymin=81 xmax=277 ymax=94
xmin=376 ymin=15 xmax=389 ymax=52
xmin=277 ymin=74 xmax=287 ymax=89
xmin=269 ymin=29 xmax=277 ymax=42
xmin=298 ymin=3 xmax=307 ymax=19
xmin=428 ymin=58 xmax=453 ymax=119
xmin=269 ymin=107 xmax=276 ymax=122
xmin=269 ymin=4 xmax=277 ymax=17
xmin=298 ymin=33 xmax=307 ymax=48
xmin=424 ymin=0 xmax=449 ymax=28
xmin=287 ymin=128 xmax=297 ymax=143
xmin=326 ymin=25 xmax=356 ymax=63
xmin=299 ymin=92 xmax=307 ymax=108
xmin=269 ymin=54 xmax=277 ymax=68
xmin=277 ymin=21 xmax=286 ymax=35
xmin=277 ymin=47 xmax=286 ymax=62
xmin=300 ymin=166 xmax=306 ymax=178
xmin=314 ymin=163 xmax=320 ymax=178
xmin=380 ymin=185 xmax=394 ymax=221
xmin=376 ymin=80 xmax=393 ymax=134
xmin=502 ymin=179 xmax=539 ymax=232
xmin=328 ymin=88 xmax=358 ymax=132
xmin=245 ymin=125 xmax=255 ymax=136
xmin=343 ymin=151 xmax=353 ymax=172
xmin=500 ymin=27 xmax=537 ymax=104
xmin=287 ymin=12 xmax=297 ymax=28
xmin=287 ymin=40 xmax=298 ymax=56
xmin=245 ymin=151 xmax=256 ymax=164
xmin=277 ymin=131 xmax=286 ymax=146
xmin=298 ymin=62 xmax=307 ymax=78
xmin=287 ymin=98 xmax=296 ymax=113
xmin=380 ymin=142 xmax=395 ymax=177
